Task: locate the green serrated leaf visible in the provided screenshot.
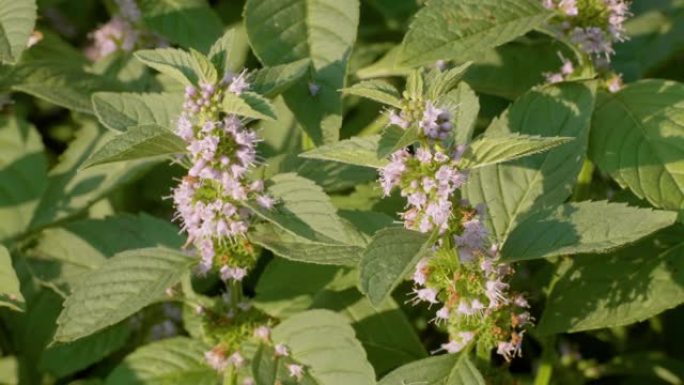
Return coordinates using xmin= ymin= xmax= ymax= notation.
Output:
xmin=463 ymin=82 xmax=596 ymax=243
xmin=311 ymin=288 xmax=427 ymax=375
xmin=503 ymin=201 xmax=677 ymax=261
xmin=250 ymin=223 xmax=364 ymax=266
xmin=400 ymin=0 xmax=552 ymax=66
xmin=0 ymin=0 xmax=37 ymax=63
xmin=359 ymin=227 xmax=433 ymax=306
xmin=54 ymin=247 xmax=194 ymax=342
xmin=377 ymin=125 xmax=420 ymax=159
xmin=135 ymin=48 xmax=200 ymax=86
xmin=92 ymin=92 xmax=184 ymax=132
xmin=426 ymin=62 xmax=472 ymax=100
xmin=26 ymin=214 xmax=183 ymax=296
xmin=222 ymin=91 xmax=276 ymax=120
xmin=244 ymin=0 xmax=360 ymax=145
xmin=538 ymin=237 xmax=684 ymax=334
xmin=590 ymin=80 xmax=684 ymax=211
xmin=138 ymin=0 xmax=224 ymax=53
xmin=81 ymin=124 xmax=186 ymax=169
xmin=461 ymin=133 xmax=574 ymax=169
xmin=208 ymin=28 xmax=242 ymax=75
xmin=105 ymin=337 xmax=217 ymax=385
xmin=378 ymin=353 xmax=484 ymax=385
xmin=342 ymin=79 xmax=402 ymax=108
xmin=272 ymin=310 xmax=376 ymax=385
xmin=250 ymin=59 xmax=311 ymax=98
xmin=0 ymin=115 xmax=47 ymax=241
xmin=189 ymin=48 xmax=218 ymax=85
xmin=0 ymin=245 xmax=23 ymax=311
xmin=299 ymin=135 xmax=388 ymax=169
xmin=247 ymin=173 xmax=364 ymax=246
xmin=405 ymin=69 xmax=424 ymax=99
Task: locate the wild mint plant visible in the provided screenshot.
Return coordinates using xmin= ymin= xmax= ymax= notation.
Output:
xmin=1 ymin=1 xmax=684 ymax=385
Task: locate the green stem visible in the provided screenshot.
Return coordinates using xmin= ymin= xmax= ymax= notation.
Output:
xmin=222 ymin=365 xmax=238 ymax=385
xmin=533 ymin=336 xmax=556 ymax=385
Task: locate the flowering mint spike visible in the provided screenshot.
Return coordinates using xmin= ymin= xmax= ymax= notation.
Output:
xmin=171 ymin=61 xmax=274 ymax=282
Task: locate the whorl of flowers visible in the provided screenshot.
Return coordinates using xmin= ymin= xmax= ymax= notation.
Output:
xmin=381 ymin=99 xmax=467 ymax=235
xmin=543 ymin=0 xmax=630 ymax=91
xmin=411 ymin=206 xmax=532 ymax=361
xmin=172 ymin=71 xmax=273 ymax=280
xmin=86 ymin=0 xmax=166 ymax=60
xmin=378 ymin=83 xmax=532 ymax=361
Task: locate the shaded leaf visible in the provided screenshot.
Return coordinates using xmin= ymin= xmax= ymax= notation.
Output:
xmin=250 ymin=59 xmax=311 ymax=98
xmin=463 ymin=82 xmax=596 ymax=243
xmin=0 ymin=245 xmax=23 ymax=311
xmin=590 ymin=80 xmax=684 ymax=211
xmin=503 ymin=201 xmax=677 ymax=261
xmin=359 ymin=227 xmax=432 ymax=306
xmin=54 ymin=247 xmax=194 ymax=342
xmin=400 ymin=0 xmax=552 ymax=66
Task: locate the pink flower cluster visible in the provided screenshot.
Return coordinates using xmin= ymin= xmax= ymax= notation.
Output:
xmin=544 ymin=0 xmax=630 ymax=63
xmin=411 ymin=209 xmax=532 ymax=360
xmin=172 ymin=76 xmax=273 ymax=279
xmin=86 ymin=0 xmax=166 ymax=60
xmin=379 ymin=147 xmax=467 ymax=234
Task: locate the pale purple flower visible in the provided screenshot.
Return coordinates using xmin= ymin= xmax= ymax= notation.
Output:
xmin=205 ymin=349 xmax=228 ymax=372
xmin=485 ymin=279 xmax=509 ymax=308
xmin=275 ymin=344 xmax=290 ymax=357
xmin=288 ymin=364 xmax=304 ymax=380
xmin=388 ymin=110 xmax=409 ymax=129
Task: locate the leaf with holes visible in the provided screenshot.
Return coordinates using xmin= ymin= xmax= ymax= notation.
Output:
xmin=54 ymin=247 xmax=194 ymax=342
